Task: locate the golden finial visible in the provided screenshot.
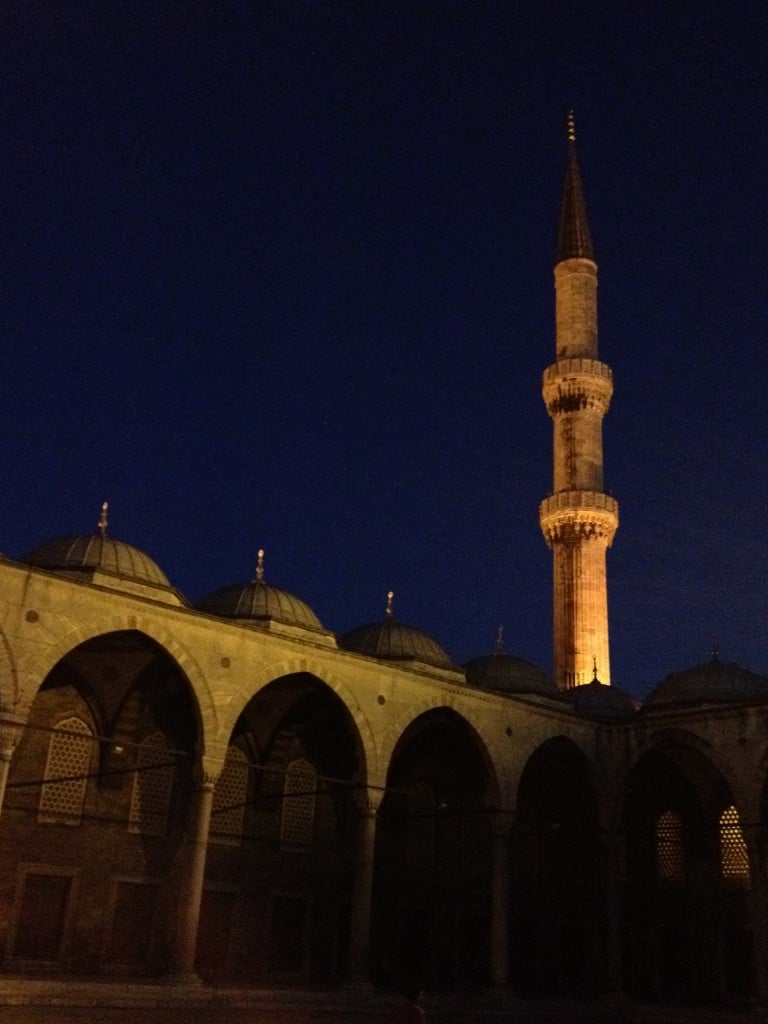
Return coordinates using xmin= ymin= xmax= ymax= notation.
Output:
xmin=386 ymin=591 xmax=394 ymax=617
xmin=567 ymin=109 xmax=576 ymax=142
xmin=495 ymin=625 xmax=505 ymax=654
xmin=98 ymin=501 xmax=109 ymax=536
xmin=255 ymin=548 xmax=265 ymax=582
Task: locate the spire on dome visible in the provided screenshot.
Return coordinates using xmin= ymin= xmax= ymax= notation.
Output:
xmin=98 ymin=501 xmax=109 ymax=537
xmin=555 ymin=110 xmax=595 ymax=264
xmin=385 ymin=590 xmax=394 ymax=617
xmin=255 ymin=548 xmax=265 ymax=582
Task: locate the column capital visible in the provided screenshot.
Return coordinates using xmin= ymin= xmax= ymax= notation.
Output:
xmin=0 ymin=710 xmax=26 ymax=761
xmin=354 ymin=785 xmax=385 ymax=816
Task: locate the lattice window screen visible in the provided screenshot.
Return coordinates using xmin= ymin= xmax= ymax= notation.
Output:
xmin=280 ymin=758 xmax=316 ymax=849
xmin=720 ymin=804 xmax=750 ymax=880
xmin=210 ymin=746 xmax=249 ymax=846
xmin=655 ymin=810 xmax=684 ymax=883
xmin=128 ymin=733 xmax=173 ymax=836
xmin=38 ymin=717 xmax=92 ymax=825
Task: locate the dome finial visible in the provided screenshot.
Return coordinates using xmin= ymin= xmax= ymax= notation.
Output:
xmin=495 ymin=625 xmax=505 ymax=654
xmin=386 ymin=590 xmax=394 ymax=617
xmin=255 ymin=548 xmax=265 ymax=582
xmin=98 ymin=501 xmax=109 ymax=537
xmin=592 ymin=656 xmax=599 ymax=681
xmin=567 ymin=109 xmax=576 ymax=142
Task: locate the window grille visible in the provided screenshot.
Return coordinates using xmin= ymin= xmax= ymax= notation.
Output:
xmin=38 ymin=717 xmax=92 ymax=825
xmin=128 ymin=733 xmax=173 ymax=836
xmin=720 ymin=805 xmax=750 ymax=881
xmin=280 ymin=758 xmax=316 ymax=849
xmin=655 ymin=810 xmax=684 ymax=883
xmin=210 ymin=746 xmax=249 ymax=846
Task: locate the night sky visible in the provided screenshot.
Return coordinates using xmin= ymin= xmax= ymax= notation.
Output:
xmin=1 ymin=3 xmax=766 ymax=699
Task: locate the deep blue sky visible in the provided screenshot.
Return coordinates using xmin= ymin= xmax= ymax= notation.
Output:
xmin=1 ymin=3 xmax=766 ymax=698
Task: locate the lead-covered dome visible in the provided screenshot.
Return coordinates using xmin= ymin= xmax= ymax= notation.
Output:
xmin=21 ymin=503 xmax=178 ymax=601
xmin=646 ymin=658 xmax=768 ymax=707
xmin=567 ymin=678 xmax=640 ymax=720
xmin=197 ymin=550 xmax=323 ymax=631
xmin=465 ymin=651 xmax=556 ymax=696
xmin=339 ymin=593 xmax=453 ymax=669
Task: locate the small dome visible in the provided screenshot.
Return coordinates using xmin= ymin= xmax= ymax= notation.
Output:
xmin=23 ymin=528 xmax=170 ymax=589
xmin=646 ymin=659 xmax=768 ymax=707
xmin=197 ymin=549 xmax=323 ymax=631
xmin=340 ymin=594 xmax=452 ymax=669
xmin=567 ymin=679 xmax=640 ymax=721
xmin=197 ymin=580 xmax=323 ymax=630
xmin=465 ymin=652 xmax=556 ymax=696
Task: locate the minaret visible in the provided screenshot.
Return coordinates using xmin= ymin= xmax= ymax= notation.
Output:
xmin=539 ymin=114 xmax=618 ymax=690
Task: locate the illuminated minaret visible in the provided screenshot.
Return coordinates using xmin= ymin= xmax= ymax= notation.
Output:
xmin=539 ymin=114 xmax=618 ymax=690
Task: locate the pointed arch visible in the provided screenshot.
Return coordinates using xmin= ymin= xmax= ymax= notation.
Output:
xmin=18 ymin=614 xmax=217 ymax=751
xmin=219 ymin=655 xmax=378 ymax=785
xmin=380 ymin=693 xmax=503 ymax=805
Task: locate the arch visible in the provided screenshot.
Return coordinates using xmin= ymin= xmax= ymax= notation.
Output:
xmin=219 ymin=656 xmax=378 ymax=786
xmin=18 ymin=614 xmax=217 ymax=752
xmin=379 ymin=694 xmax=503 ymax=805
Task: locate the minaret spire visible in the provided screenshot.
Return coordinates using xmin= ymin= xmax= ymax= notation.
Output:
xmin=556 ymin=110 xmax=594 ymax=263
xmin=539 ymin=117 xmax=619 ymax=690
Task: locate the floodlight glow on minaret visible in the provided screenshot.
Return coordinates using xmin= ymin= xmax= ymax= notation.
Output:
xmin=539 ymin=114 xmax=619 ymax=690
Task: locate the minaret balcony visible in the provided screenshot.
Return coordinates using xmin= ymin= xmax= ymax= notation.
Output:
xmin=539 ymin=490 xmax=619 ymax=547
xmin=542 ymin=359 xmax=613 ymax=416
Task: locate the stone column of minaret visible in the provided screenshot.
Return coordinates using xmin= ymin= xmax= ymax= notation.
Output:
xmin=539 ymin=114 xmax=619 ymax=690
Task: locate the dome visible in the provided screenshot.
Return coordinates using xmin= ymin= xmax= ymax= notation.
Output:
xmin=646 ymin=658 xmax=768 ymax=707
xmin=465 ymin=652 xmax=556 ymax=696
xmin=339 ymin=595 xmax=452 ymax=669
xmin=196 ymin=550 xmax=323 ymax=631
xmin=22 ymin=504 xmax=171 ymax=591
xmin=567 ymin=679 xmax=640 ymax=721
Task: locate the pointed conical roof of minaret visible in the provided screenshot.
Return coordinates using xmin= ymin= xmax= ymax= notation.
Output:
xmin=555 ymin=111 xmax=595 ymax=264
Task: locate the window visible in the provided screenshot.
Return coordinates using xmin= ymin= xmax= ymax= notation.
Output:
xmin=128 ymin=733 xmax=174 ymax=836
xmin=210 ymin=746 xmax=249 ymax=846
xmin=655 ymin=810 xmax=684 ymax=883
xmin=280 ymin=758 xmax=316 ymax=849
xmin=720 ymin=805 xmax=749 ymax=881
xmin=38 ymin=717 xmax=92 ymax=825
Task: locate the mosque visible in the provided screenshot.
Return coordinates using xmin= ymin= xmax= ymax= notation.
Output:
xmin=0 ymin=124 xmax=766 ymax=1010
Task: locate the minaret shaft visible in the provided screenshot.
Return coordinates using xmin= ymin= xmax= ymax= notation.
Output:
xmin=540 ymin=133 xmax=618 ymax=691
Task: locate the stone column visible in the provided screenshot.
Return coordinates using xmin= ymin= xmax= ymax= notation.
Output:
xmin=164 ymin=760 xmax=219 ymax=983
xmin=489 ymin=810 xmax=513 ymax=987
xmin=347 ymin=787 xmax=383 ymax=983
xmin=0 ymin=710 xmax=25 ymax=818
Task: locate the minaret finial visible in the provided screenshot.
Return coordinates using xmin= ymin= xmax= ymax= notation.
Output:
xmin=593 ymin=657 xmax=598 ymax=682
xmin=255 ymin=548 xmax=265 ymax=582
xmin=567 ymin=109 xmax=576 ymax=142
xmin=495 ymin=625 xmax=505 ymax=654
xmin=386 ymin=590 xmax=394 ymax=617
xmin=98 ymin=501 xmax=109 ymax=537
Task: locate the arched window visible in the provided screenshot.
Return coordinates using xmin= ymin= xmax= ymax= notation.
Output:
xmin=720 ymin=805 xmax=750 ymax=881
xmin=38 ymin=717 xmax=92 ymax=825
xmin=128 ymin=733 xmax=174 ymax=836
xmin=407 ymin=782 xmax=435 ymax=871
xmin=655 ymin=809 xmax=684 ymax=883
xmin=211 ymin=746 xmax=249 ymax=846
xmin=280 ymin=758 xmax=316 ymax=850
